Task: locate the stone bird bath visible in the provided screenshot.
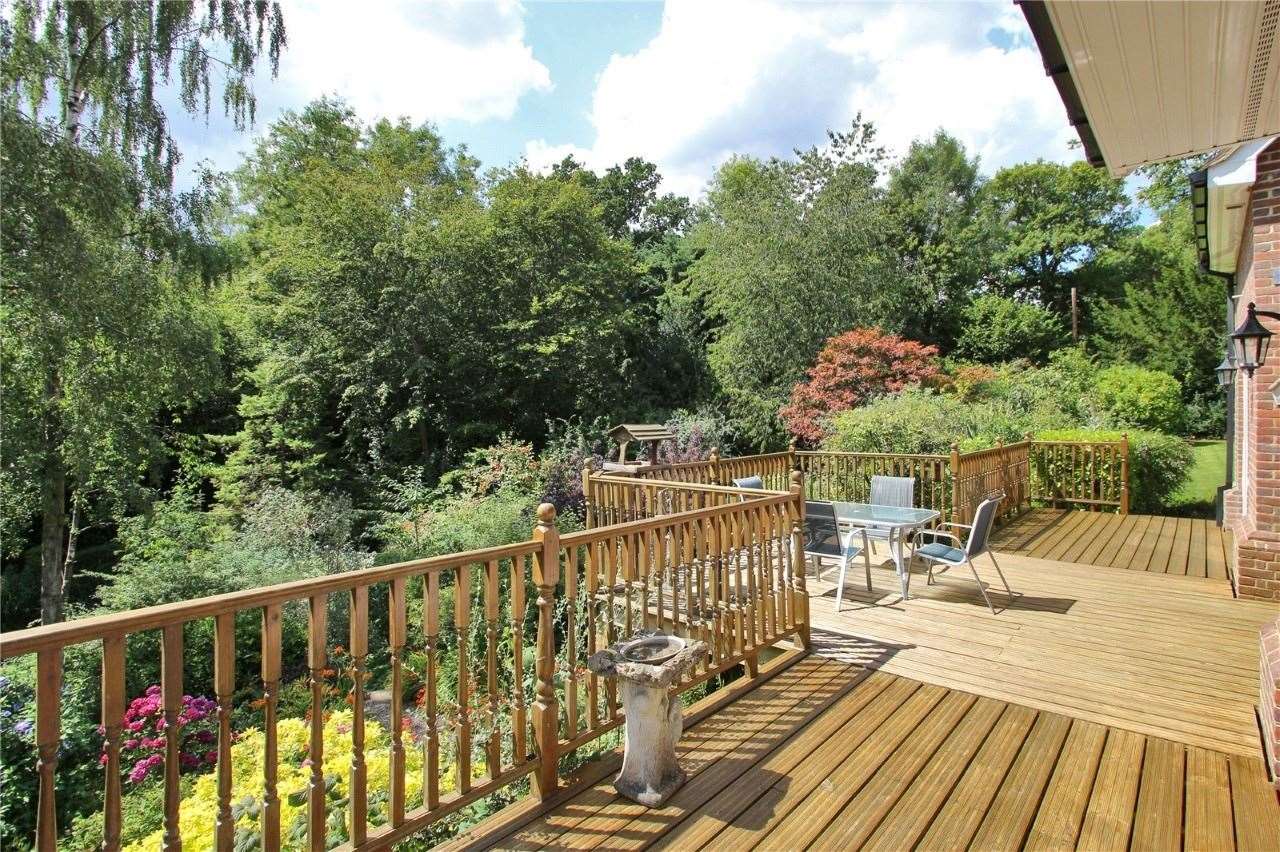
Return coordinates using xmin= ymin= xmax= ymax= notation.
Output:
xmin=587 ymin=630 xmax=707 ymax=807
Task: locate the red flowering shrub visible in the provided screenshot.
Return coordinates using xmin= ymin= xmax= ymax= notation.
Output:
xmin=103 ymin=686 xmax=220 ymax=784
xmin=780 ymin=328 xmax=940 ymax=445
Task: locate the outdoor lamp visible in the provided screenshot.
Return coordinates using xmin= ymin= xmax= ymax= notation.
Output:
xmin=1231 ymin=302 xmax=1277 ymax=375
xmin=1216 ymin=353 xmax=1237 ymax=387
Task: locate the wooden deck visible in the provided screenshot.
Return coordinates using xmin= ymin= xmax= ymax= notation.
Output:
xmin=990 ymin=509 xmax=1233 ymax=581
xmin=443 ymin=655 xmax=1280 ymax=851
xmin=807 ymin=545 xmax=1273 ymax=757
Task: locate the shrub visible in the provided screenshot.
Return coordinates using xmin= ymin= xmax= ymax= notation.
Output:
xmin=1091 ymin=365 xmax=1184 ymax=434
xmin=781 ymin=327 xmax=940 ymax=445
xmin=953 ymin=294 xmax=1068 ymax=364
xmin=824 ymin=387 xmax=1068 ymax=455
xmin=1036 ymin=429 xmax=1192 ymax=513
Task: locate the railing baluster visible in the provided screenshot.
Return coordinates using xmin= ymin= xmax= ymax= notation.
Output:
xmin=564 ymin=547 xmax=579 ymax=739
xmin=511 ymin=557 xmax=528 ymax=757
xmin=35 ymin=647 xmax=61 ymax=852
xmin=483 ymin=562 xmax=501 ymax=779
xmin=161 ymin=624 xmax=183 ymax=850
xmin=212 ymin=616 xmax=235 ymax=852
xmin=102 ymin=635 xmax=125 ymax=852
xmin=454 ymin=566 xmax=471 ymax=795
xmin=306 ymin=596 xmax=327 ymax=851
xmin=389 ymin=577 xmax=407 ymax=826
xmin=424 ymin=572 xmax=440 ymax=810
xmin=348 ymin=586 xmax=369 ymax=844
xmin=261 ymin=604 xmax=282 ymax=851
xmin=584 ymin=543 xmax=599 ymax=731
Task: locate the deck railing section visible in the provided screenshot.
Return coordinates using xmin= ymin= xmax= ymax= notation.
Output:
xmin=1028 ymin=438 xmax=1129 ymax=514
xmin=949 ymin=440 xmax=1032 ymax=525
xmin=1 ymin=479 xmax=809 ymax=851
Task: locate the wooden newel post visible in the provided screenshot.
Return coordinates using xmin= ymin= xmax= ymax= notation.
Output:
xmin=532 ymin=503 xmax=560 ymax=800
xmin=1119 ymin=434 xmax=1130 ymax=515
xmin=789 ymin=469 xmax=810 ymax=650
xmin=709 ymin=447 xmax=721 ymax=486
xmin=581 ymin=464 xmax=594 ymax=530
xmin=788 ymin=438 xmax=798 ymax=477
xmin=949 ymin=442 xmax=962 ymax=526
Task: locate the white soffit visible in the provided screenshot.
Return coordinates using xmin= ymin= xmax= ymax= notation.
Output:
xmin=1206 ymin=136 xmax=1278 ymax=275
xmin=1043 ymin=0 xmax=1280 ymax=177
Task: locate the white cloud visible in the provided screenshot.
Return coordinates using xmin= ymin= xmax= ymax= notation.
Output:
xmin=278 ymin=0 xmax=550 ymax=125
xmin=526 ymin=0 xmax=1076 ymax=197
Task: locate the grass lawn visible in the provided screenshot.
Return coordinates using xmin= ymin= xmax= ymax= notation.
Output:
xmin=1165 ymin=440 xmax=1226 ymax=518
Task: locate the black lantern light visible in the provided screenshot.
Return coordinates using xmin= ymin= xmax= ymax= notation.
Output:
xmin=1231 ymin=302 xmax=1277 ymax=375
xmin=1216 ymin=352 xmax=1237 ymax=387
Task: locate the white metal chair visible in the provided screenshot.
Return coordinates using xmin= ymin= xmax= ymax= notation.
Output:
xmin=910 ymin=492 xmax=1015 ymax=614
xmin=804 ymin=501 xmax=871 ymax=612
xmin=862 ymin=475 xmax=915 ymax=555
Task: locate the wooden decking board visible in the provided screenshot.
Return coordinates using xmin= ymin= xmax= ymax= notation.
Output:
xmin=914 ymin=703 xmax=1038 ymax=851
xmin=966 ymin=712 xmax=1073 ymax=850
xmin=1077 ymin=728 xmax=1146 ymax=852
xmin=1131 ymin=737 xmax=1186 ymax=851
xmin=1022 ymin=719 xmax=1108 ymax=849
xmin=857 ymin=697 xmax=1006 ymax=851
xmin=464 ymin=658 xmax=1280 ymax=852
xmin=1184 ymin=746 xmax=1235 ymax=852
xmin=805 ymin=691 xmax=981 ymax=851
xmin=990 ymin=509 xmax=1233 ymax=581
xmin=651 ymin=673 xmax=909 ymax=850
xmin=808 ymin=535 xmax=1272 ymax=758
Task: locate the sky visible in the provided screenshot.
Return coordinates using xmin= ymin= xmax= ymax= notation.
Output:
xmin=168 ymin=0 xmax=1083 ymax=197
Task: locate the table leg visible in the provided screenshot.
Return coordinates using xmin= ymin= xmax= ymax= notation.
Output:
xmin=893 ymin=529 xmax=909 ymax=600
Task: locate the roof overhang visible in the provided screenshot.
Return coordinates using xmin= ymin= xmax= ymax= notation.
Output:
xmin=1191 ymin=136 xmax=1279 ymax=277
xmin=1019 ymin=0 xmax=1280 ymax=176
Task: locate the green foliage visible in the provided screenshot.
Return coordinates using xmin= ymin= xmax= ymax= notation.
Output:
xmin=1 ymin=0 xmax=284 ymax=188
xmin=824 ymin=387 xmax=1064 ymax=455
xmin=953 ymin=295 xmax=1067 ymax=365
xmin=1037 ymin=429 xmax=1192 ymax=514
xmin=885 ymin=130 xmax=991 ymax=347
xmin=1092 ymin=365 xmax=1184 ymax=434
xmin=981 ymin=160 xmax=1134 ymax=315
xmin=689 ymin=118 xmax=900 ymax=447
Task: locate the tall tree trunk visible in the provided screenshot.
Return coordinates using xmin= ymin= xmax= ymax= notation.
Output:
xmin=40 ymin=449 xmax=67 ymax=625
xmin=61 ymin=497 xmax=80 ymax=598
xmin=40 ymin=371 xmax=66 ymax=624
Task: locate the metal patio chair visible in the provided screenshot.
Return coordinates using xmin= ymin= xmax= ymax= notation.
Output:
xmin=864 ymin=475 xmax=916 ymax=554
xmin=910 ymin=492 xmax=1015 ymax=614
xmin=804 ymin=501 xmax=871 ymax=612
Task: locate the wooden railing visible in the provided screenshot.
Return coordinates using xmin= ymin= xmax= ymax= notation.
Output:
xmin=0 ymin=481 xmax=809 ymax=850
xmin=1028 ymin=438 xmax=1129 ymax=514
xmin=609 ymin=436 xmax=1130 ymax=527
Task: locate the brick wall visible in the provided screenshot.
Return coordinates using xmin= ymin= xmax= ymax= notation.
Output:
xmin=1228 ymin=138 xmax=1280 ymax=602
xmin=1262 ymin=616 xmax=1280 ymax=792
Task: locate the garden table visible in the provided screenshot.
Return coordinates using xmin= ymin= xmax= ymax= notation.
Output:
xmin=831 ymin=502 xmax=940 ymax=600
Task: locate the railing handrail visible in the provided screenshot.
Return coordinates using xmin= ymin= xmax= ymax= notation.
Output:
xmin=590 ymin=473 xmax=788 ymax=497
xmin=562 ymin=489 xmax=793 ymax=546
xmin=0 ymin=538 xmax=540 ymax=660
xmin=796 ymin=449 xmax=949 ymax=461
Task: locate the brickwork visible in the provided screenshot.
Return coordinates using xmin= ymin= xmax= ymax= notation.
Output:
xmin=1262 ymin=616 xmax=1280 ymax=792
xmin=1228 ymin=139 xmax=1280 ymax=602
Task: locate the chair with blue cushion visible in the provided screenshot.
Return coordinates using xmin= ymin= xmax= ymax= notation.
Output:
xmin=910 ymin=492 xmax=1015 ymax=614
xmin=804 ymin=501 xmax=871 ymax=612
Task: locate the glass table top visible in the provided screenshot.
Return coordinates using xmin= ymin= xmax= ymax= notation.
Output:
xmin=828 ymin=502 xmax=940 ymax=527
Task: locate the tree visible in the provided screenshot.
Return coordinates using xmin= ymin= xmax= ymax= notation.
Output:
xmin=0 ymin=111 xmax=221 ymax=623
xmin=953 ymin=294 xmax=1067 ymax=365
xmin=1 ymin=1 xmax=286 ymax=623
xmin=885 ymin=130 xmax=992 ymax=347
xmin=218 ymin=103 xmax=638 ymax=506
xmin=690 ymin=118 xmax=902 ymax=446
xmin=780 ymin=327 xmax=940 ymax=445
xmin=980 ymin=160 xmax=1134 ymax=318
